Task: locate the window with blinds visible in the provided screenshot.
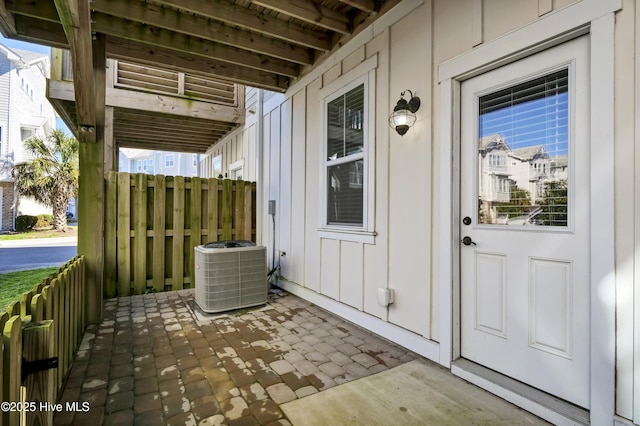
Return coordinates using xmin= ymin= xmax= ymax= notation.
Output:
xmin=326 ymin=83 xmax=365 ymax=226
xmin=478 ymin=69 xmax=569 ymax=227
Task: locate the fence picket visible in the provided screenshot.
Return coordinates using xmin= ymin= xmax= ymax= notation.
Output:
xmin=2 ymin=316 xmax=21 ymax=426
xmin=117 ymin=173 xmax=131 ymax=296
xmin=207 ymin=179 xmax=219 ymax=243
xmin=105 ymin=171 xmax=118 ymax=297
xmin=134 ymin=173 xmax=148 ymax=294
xmin=190 ymin=177 xmax=202 ymax=285
xmin=23 ymin=320 xmax=55 ymax=426
xmin=173 ymin=176 xmax=185 ymax=290
xmin=222 ymin=179 xmax=233 ymax=240
xmin=153 ymin=174 xmax=166 ymax=292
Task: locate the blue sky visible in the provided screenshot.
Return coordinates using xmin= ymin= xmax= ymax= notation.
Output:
xmin=0 ymin=34 xmax=50 ymax=55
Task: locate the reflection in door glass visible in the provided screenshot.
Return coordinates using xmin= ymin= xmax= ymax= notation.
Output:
xmin=478 ymin=69 xmax=568 ymax=227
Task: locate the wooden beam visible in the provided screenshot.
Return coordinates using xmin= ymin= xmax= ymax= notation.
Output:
xmin=13 ymin=15 xmax=68 ymax=48
xmin=91 ymin=0 xmax=313 ymax=66
xmin=337 ymin=0 xmax=378 ymax=14
xmin=107 ymin=87 xmax=244 ymax=123
xmin=115 ymin=109 xmax=237 ymax=128
xmin=6 ymin=0 xmax=59 ymax=22
xmin=152 ymin=0 xmax=332 ymax=51
xmin=0 ymin=0 xmax=17 ymax=36
xmin=47 ymin=78 xmax=75 ymax=101
xmin=253 ymin=0 xmax=350 ymax=34
xmin=113 ymin=129 xmax=224 ymax=145
xmin=53 ymin=0 xmax=96 ymax=141
xmin=106 ymin=36 xmax=289 ymax=92
xmin=50 ymin=79 xmax=246 ymax=123
xmin=114 ymin=120 xmax=232 ymax=137
xmin=91 ymin=13 xmax=300 ymax=77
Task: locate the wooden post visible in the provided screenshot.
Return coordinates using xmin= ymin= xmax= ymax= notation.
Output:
xmin=3 ymin=316 xmax=22 ymax=426
xmin=23 ymin=320 xmax=55 ymax=426
xmin=77 ymin=33 xmax=106 ymax=324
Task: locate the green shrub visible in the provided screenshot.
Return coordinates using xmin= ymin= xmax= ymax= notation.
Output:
xmin=36 ymin=214 xmax=54 ymax=228
xmin=15 ymin=215 xmax=38 ymax=232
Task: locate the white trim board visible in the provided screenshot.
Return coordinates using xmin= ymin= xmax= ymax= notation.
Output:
xmin=278 ymin=279 xmax=440 ymax=362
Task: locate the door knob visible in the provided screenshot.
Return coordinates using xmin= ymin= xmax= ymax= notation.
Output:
xmin=461 ymin=236 xmax=476 ymax=246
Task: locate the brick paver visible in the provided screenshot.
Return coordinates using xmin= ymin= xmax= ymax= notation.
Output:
xmin=55 ymin=289 xmax=416 ymax=424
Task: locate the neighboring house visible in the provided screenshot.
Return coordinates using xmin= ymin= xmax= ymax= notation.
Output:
xmin=119 ymin=148 xmax=199 ymax=177
xmin=476 ymin=134 xmax=568 ymax=224
xmin=0 ymin=43 xmax=56 ymax=231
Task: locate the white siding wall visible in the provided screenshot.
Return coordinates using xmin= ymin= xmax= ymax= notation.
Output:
xmin=0 ymin=53 xmax=10 ymax=164
xmin=206 ymin=0 xmax=637 ymax=422
xmin=257 ymin=2 xmax=434 ymax=341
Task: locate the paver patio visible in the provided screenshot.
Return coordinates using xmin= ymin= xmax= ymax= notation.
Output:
xmin=53 ymin=288 xmax=417 ymax=425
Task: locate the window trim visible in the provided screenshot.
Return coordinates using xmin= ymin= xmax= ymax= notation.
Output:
xmin=165 ymin=154 xmax=175 ymax=167
xmin=318 ymin=65 xmax=376 ymax=243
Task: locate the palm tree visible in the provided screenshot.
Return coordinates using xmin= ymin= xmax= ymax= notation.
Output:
xmin=11 ymin=130 xmax=79 ymax=231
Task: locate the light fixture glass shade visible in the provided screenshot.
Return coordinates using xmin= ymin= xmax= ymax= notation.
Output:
xmin=389 ymin=90 xmax=420 ymax=136
xmin=389 ymin=109 xmax=416 ymax=136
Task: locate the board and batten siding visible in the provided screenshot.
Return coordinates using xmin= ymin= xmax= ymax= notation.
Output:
xmin=201 ymin=87 xmax=258 ymax=182
xmin=258 ymin=4 xmax=433 ymax=342
xmin=0 ymin=53 xmax=10 ymax=161
xmin=208 ymin=0 xmax=638 ymax=422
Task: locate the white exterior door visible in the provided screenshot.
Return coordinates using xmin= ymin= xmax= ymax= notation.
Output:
xmin=460 ymin=37 xmax=590 ymax=408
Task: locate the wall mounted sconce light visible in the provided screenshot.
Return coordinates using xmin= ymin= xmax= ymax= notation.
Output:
xmin=389 ymin=90 xmax=421 ymax=136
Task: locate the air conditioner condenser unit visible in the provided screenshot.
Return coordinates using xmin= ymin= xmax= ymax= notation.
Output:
xmin=194 ymin=241 xmax=267 ymax=313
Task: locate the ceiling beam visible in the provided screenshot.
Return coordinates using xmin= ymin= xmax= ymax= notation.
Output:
xmin=14 ymin=15 xmax=68 ymax=48
xmin=49 ymin=79 xmax=245 ymax=123
xmin=337 ymin=0 xmax=378 ymax=14
xmin=6 ymin=0 xmax=59 ymax=22
xmin=53 ymin=0 xmax=95 ymax=142
xmin=152 ymin=0 xmax=331 ymax=51
xmin=91 ymin=13 xmax=300 ymax=77
xmin=106 ymin=36 xmax=289 ymax=92
xmin=0 ymin=0 xmax=17 ymax=36
xmin=91 ymin=0 xmax=313 ymax=66
xmin=252 ymin=0 xmax=350 ymax=34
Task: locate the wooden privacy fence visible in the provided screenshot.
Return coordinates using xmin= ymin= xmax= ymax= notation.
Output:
xmin=0 ymin=256 xmax=85 ymax=426
xmin=104 ymin=172 xmax=257 ymax=297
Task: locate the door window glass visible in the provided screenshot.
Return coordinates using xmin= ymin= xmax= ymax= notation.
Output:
xmin=478 ymin=69 xmax=569 ymax=227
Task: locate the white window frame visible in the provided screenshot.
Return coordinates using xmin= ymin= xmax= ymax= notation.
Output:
xmin=318 ymin=55 xmax=377 ymax=244
xmin=212 ymin=155 xmax=222 ymax=178
xmin=137 ymin=160 xmax=142 ymax=172
xmin=165 ymin=154 xmax=175 ymax=167
xmin=229 ymin=159 xmax=244 ymax=180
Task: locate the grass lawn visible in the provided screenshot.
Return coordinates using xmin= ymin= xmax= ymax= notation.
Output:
xmin=0 ymin=225 xmax=77 ymax=241
xmin=0 ymin=267 xmax=57 ymax=310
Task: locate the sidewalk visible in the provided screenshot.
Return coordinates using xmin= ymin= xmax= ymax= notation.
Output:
xmin=0 ymin=236 xmax=77 ymax=248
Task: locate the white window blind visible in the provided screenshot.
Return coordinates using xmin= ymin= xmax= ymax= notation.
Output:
xmin=326 ymin=84 xmax=365 ymax=226
xmin=478 ymin=69 xmax=569 ymax=226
